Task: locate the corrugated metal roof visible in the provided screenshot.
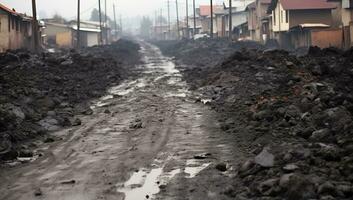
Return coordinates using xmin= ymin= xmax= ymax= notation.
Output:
xmin=281 ymin=0 xmax=336 ymax=10
xmin=0 ymin=3 xmax=20 ymax=15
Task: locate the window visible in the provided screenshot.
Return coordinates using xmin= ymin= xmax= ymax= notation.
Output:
xmin=286 ymin=10 xmax=289 ymax=23
xmin=273 ymin=11 xmax=276 ymax=25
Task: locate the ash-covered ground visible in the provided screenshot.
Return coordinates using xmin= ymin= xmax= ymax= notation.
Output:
xmin=155 ymin=39 xmax=353 ymax=200
xmin=0 ymin=40 xmax=141 ymax=161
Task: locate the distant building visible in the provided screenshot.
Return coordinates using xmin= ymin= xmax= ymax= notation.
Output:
xmin=268 ymin=0 xmax=338 ymax=49
xmin=328 ymin=0 xmax=353 ymax=49
xmin=43 ymin=20 xmax=108 ymax=48
xmin=0 ymin=3 xmax=39 ymax=52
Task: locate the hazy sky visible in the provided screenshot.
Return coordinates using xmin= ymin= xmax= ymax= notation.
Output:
xmin=0 ymin=0 xmax=226 ymax=20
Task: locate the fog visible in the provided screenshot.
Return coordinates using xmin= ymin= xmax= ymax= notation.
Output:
xmin=0 ymin=0 xmax=225 ymax=19
xmin=0 ymin=0 xmax=225 ymax=33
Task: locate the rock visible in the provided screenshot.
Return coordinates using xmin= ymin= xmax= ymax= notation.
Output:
xmin=60 ymin=180 xmax=76 ymax=184
xmin=283 ymin=164 xmax=299 ymax=172
xmin=70 ymin=118 xmax=82 ymax=126
xmin=44 ymin=137 xmax=55 ymax=143
xmin=38 ymin=117 xmax=60 ymax=131
xmin=310 ymin=128 xmax=331 ymax=142
xmin=255 ymin=147 xmax=275 ymax=168
xmin=297 ymin=127 xmax=315 ymax=139
xmin=104 ymin=109 xmax=111 ymax=114
xmin=258 ymin=178 xmax=279 ymax=195
xmin=34 ymin=188 xmax=42 ymax=196
xmin=158 ymin=184 xmax=167 ymax=190
xmin=239 ymin=159 xmax=255 ymax=172
xmin=18 ymin=150 xmax=33 ymax=158
xmin=193 ymin=153 xmax=211 ymax=159
xmin=215 ymin=162 xmax=227 ymax=172
xmin=279 ymin=173 xmax=294 ymax=189
xmin=284 ymin=174 xmax=316 ymax=200
xmin=318 ymin=181 xmax=337 ymax=196
xmin=129 ymin=121 xmax=142 ymax=129
xmin=316 ymin=144 xmax=341 ymax=161
xmin=222 ymin=186 xmax=236 ymax=197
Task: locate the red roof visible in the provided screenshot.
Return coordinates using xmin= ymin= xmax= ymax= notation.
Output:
xmin=0 ymin=3 xmax=19 ymax=15
xmin=280 ymin=0 xmax=336 ymax=10
xmin=199 ymin=5 xmax=223 ymax=16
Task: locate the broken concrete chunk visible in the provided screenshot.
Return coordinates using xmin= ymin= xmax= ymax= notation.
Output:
xmin=255 ymin=147 xmax=275 ymax=168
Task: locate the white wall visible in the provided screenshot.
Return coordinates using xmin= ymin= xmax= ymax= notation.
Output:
xmin=272 ymin=1 xmax=289 ymax=32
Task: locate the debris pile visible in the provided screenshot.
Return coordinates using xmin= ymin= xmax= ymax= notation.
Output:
xmin=0 ymin=40 xmax=140 ymax=161
xmin=157 ymin=40 xmax=353 ymax=199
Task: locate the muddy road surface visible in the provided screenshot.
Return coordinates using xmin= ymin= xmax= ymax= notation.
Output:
xmin=0 ymin=42 xmax=245 ymax=200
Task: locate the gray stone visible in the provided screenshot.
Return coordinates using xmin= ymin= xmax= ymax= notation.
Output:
xmin=283 ymin=164 xmax=299 ymax=172
xmin=310 ymin=128 xmax=331 ymax=142
xmin=255 ymin=147 xmax=275 ymax=168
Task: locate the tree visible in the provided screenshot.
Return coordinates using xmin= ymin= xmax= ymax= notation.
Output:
xmin=140 ymin=16 xmax=153 ymax=39
xmin=52 ymin=13 xmax=66 ymax=23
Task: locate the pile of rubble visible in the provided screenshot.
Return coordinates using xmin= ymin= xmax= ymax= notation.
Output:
xmin=157 ymin=40 xmax=353 ymax=199
xmin=0 ymin=40 xmax=140 ymax=161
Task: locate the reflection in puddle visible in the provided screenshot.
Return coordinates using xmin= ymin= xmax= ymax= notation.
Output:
xmin=185 ymin=163 xmax=211 ymax=178
xmin=117 ymin=167 xmax=182 ymax=200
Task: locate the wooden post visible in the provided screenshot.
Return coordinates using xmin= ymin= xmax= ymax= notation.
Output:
xmin=176 ymin=0 xmax=180 ymax=39
xmin=32 ymin=0 xmax=39 ymax=52
xmin=210 ymin=0 xmax=213 ymax=38
xmin=98 ymin=0 xmax=103 ymax=45
xmin=229 ymin=0 xmax=232 ymax=39
xmin=193 ymin=0 xmax=196 ymax=37
xmin=113 ymin=3 xmax=117 ymax=40
xmin=186 ymin=0 xmax=189 ymax=39
xmin=77 ymin=0 xmax=81 ymax=48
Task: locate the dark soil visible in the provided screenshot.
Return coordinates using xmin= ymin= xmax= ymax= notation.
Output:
xmin=0 ymin=39 xmax=141 ymax=161
xmin=155 ymin=39 xmax=353 ymax=200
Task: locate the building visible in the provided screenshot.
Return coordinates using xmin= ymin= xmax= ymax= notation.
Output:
xmin=0 ymin=3 xmax=37 ymax=52
xmin=268 ymin=0 xmax=337 ymax=48
xmin=44 ymin=20 xmax=105 ymax=48
xmin=198 ymin=5 xmax=224 ymax=35
xmin=224 ymin=0 xmax=254 ymax=39
xmin=328 ymin=0 xmax=353 ymax=48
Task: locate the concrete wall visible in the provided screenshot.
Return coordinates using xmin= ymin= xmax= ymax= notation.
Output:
xmin=56 ymin=31 xmax=72 ymax=47
xmin=290 ymin=10 xmax=332 ymax=28
xmin=0 ymin=12 xmax=32 ymax=52
xmin=311 ymin=28 xmax=342 ymax=48
xmin=86 ymin=32 xmax=99 ymax=47
xmin=0 ymin=14 xmax=10 ymax=52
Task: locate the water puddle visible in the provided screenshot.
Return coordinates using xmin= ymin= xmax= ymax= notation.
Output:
xmin=184 ymin=159 xmax=211 ymax=178
xmin=117 ymin=167 xmax=175 ymax=200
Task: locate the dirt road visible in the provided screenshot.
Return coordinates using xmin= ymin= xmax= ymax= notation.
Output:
xmin=0 ymin=42 xmax=245 ymax=200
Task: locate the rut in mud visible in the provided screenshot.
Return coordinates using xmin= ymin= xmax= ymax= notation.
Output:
xmin=0 ymin=42 xmax=245 ymax=200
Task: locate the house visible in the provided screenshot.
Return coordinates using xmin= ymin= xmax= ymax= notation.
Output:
xmin=198 ymin=5 xmax=224 ymax=35
xmin=328 ymin=0 xmax=353 ymax=48
xmin=0 ymin=3 xmax=37 ymax=52
xmin=224 ymin=0 xmax=254 ymax=39
xmin=70 ymin=21 xmax=106 ymax=46
xmin=44 ymin=22 xmax=72 ymax=47
xmin=268 ymin=0 xmax=337 ymax=48
xmin=44 ymin=20 xmax=103 ymax=48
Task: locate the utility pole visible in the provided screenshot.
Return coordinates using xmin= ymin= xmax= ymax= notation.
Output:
xmin=120 ymin=15 xmax=122 ymax=35
xmin=31 ymin=0 xmax=39 ymax=52
xmin=167 ymin=0 xmax=171 ymax=39
xmin=77 ymin=0 xmax=80 ymax=48
xmin=160 ymin=8 xmax=163 ymax=40
xmin=113 ymin=3 xmax=117 ymax=40
xmin=186 ymin=0 xmax=189 ymax=39
xmin=193 ymin=0 xmax=196 ymax=37
xmin=210 ymin=0 xmax=213 ymax=38
xmin=176 ymin=0 xmax=180 ymax=39
xmin=104 ymin=0 xmax=108 ymax=44
xmin=229 ymin=0 xmax=232 ymax=40
xmin=98 ymin=0 xmax=103 ymax=45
